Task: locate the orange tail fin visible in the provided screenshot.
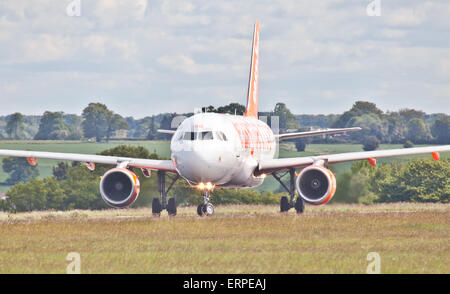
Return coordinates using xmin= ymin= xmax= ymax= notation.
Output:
xmin=244 ymin=21 xmax=260 ymax=118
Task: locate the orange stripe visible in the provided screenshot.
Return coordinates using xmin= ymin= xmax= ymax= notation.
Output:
xmin=245 ymin=21 xmax=260 ymax=118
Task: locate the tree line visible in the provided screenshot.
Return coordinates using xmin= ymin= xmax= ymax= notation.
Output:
xmin=0 ymin=101 xmax=448 ymax=146
xmin=0 ymin=103 xmax=129 ymax=142
xmin=332 ymin=158 xmax=449 ymax=204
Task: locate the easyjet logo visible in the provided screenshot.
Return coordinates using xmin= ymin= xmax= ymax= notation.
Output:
xmin=232 ymin=120 xmax=274 ymax=151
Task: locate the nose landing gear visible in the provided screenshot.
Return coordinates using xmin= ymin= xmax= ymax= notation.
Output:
xmin=197 ymin=190 xmax=215 ymax=216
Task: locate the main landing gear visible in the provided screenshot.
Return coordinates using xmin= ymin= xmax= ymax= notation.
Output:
xmin=152 ymin=171 xmax=179 ymax=216
xmin=272 ymin=168 xmax=304 ymax=214
xmin=197 ymin=189 xmax=215 ymax=216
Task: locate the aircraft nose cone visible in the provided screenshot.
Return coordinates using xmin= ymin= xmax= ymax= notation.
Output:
xmin=173 ymin=149 xmax=225 ymax=184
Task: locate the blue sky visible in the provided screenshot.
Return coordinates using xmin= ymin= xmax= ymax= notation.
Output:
xmin=0 ymin=0 xmax=449 ymax=118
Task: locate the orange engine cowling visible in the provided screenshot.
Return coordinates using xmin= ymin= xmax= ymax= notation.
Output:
xmin=295 ymin=165 xmax=336 ymax=205
xmin=100 ymin=168 xmax=140 ymax=208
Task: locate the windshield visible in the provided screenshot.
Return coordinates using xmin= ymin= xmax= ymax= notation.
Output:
xmin=180 ymin=131 xmax=227 ymax=141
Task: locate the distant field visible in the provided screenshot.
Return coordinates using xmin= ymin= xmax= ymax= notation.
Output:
xmin=0 ymin=140 xmax=447 ymax=193
xmin=0 ymin=203 xmax=448 ymax=274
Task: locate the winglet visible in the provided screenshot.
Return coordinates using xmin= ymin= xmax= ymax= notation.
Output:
xmin=244 ymin=21 xmax=260 ymax=118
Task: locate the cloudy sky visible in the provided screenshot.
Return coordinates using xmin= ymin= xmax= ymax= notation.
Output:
xmin=0 ymin=0 xmax=449 ymax=118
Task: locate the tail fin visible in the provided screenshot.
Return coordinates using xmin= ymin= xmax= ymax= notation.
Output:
xmin=244 ymin=21 xmax=260 ymax=118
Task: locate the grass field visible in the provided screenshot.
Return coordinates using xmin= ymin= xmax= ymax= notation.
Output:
xmin=0 ymin=204 xmax=448 ymax=274
xmin=1 ymin=140 xmax=447 ymax=192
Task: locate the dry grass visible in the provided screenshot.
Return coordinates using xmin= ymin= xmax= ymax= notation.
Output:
xmin=0 ymin=203 xmax=449 ymax=274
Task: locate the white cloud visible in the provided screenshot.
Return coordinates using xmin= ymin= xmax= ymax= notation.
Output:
xmin=384 ymin=7 xmax=427 ymax=26
xmin=157 ymin=54 xmax=225 ymax=75
xmin=90 ymin=0 xmax=147 ymax=27
xmin=0 ymin=0 xmax=449 ymax=117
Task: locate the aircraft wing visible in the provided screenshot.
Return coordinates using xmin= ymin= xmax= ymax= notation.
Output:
xmin=257 ymin=145 xmax=450 ymax=174
xmin=275 ymin=127 xmax=361 ymax=141
xmin=0 ymin=149 xmax=177 ymax=172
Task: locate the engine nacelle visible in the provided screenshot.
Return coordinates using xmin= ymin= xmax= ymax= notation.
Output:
xmin=100 ymin=168 xmax=140 ymax=208
xmin=296 ymin=165 xmax=336 ymax=205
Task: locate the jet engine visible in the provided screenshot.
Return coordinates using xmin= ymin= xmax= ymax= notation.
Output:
xmin=100 ymin=168 xmax=140 ymax=208
xmin=296 ymin=165 xmax=336 ymax=205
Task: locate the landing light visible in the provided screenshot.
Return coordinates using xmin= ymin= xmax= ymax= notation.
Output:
xmin=197 ymin=182 xmax=215 ymax=190
xmin=206 ymin=182 xmax=213 ymax=190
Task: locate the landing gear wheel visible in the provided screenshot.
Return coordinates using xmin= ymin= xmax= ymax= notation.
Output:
xmin=152 ymin=198 xmax=162 ymax=216
xmin=167 ymin=198 xmax=177 ymax=216
xmin=202 ymin=203 xmax=215 ymax=216
xmin=280 ymin=196 xmax=290 ymax=212
xmin=197 ymin=204 xmax=204 ymax=216
xmin=295 ymin=198 xmax=305 ymax=214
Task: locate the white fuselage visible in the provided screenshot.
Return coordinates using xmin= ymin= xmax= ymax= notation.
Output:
xmin=170 ymin=113 xmax=276 ymax=188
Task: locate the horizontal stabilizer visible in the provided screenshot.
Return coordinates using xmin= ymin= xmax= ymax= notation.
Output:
xmin=275 ymin=127 xmax=361 ymax=141
xmin=157 ymin=129 xmax=176 ymax=135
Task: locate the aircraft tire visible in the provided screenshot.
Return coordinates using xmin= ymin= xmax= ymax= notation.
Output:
xmin=202 ymin=203 xmax=215 ymax=216
xmin=197 ymin=204 xmax=204 ymax=216
xmin=152 ymin=198 xmax=162 ymax=216
xmin=280 ymin=196 xmax=290 ymax=212
xmin=167 ymin=198 xmax=177 ymax=216
xmin=295 ymin=198 xmax=305 ymax=214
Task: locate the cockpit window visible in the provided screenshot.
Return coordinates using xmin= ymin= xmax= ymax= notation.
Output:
xmin=182 ymin=132 xmax=197 ymax=141
xmin=200 ymin=131 xmax=213 ymax=140
xmin=182 ymin=131 xmax=213 ymax=141
xmin=216 ymin=131 xmax=227 ymax=141
xmin=180 ymin=130 xmax=227 ymax=141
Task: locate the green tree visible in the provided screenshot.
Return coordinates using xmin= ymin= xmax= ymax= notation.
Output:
xmin=293 ymin=128 xmax=313 ymax=151
xmin=201 ymin=105 xmax=216 ymax=113
xmin=431 ymin=116 xmax=450 ymax=144
xmin=217 ymin=103 xmax=246 ymax=115
xmin=403 ymin=140 xmax=414 ymax=148
xmin=34 ymin=111 xmax=71 ymax=140
xmin=2 ymin=157 xmax=39 ymax=185
xmin=106 ymin=113 xmax=128 ymax=142
xmin=6 ymin=112 xmax=25 ymax=139
xmin=332 ymin=162 xmax=377 ymax=204
xmin=60 ymin=166 xmax=106 ymax=210
xmin=4 ymin=178 xmax=66 ymax=212
xmin=156 ymin=113 xmax=177 ymax=140
xmin=406 ymin=118 xmax=431 ymax=144
xmin=398 ymin=108 xmax=425 ymax=122
xmin=348 ymin=113 xmax=389 ymax=143
xmin=272 ymin=102 xmax=299 ymax=130
xmin=295 ymin=139 xmax=307 ymax=151
xmin=376 ymin=159 xmax=449 ymax=203
xmin=53 ymin=162 xmax=70 ymax=181
xmin=146 ymin=115 xmax=157 ymax=140
xmin=332 ymin=101 xmax=383 ymax=128
xmin=363 ymin=136 xmax=379 ymax=151
xmin=81 ymin=103 xmax=128 ymax=142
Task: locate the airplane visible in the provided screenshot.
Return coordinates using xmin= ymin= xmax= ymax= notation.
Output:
xmin=0 ymin=21 xmax=449 ymax=217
